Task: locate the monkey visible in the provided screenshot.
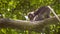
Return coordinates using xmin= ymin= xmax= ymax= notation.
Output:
xmin=28 ymin=6 xmax=60 ymax=21
xmin=28 ymin=6 xmax=50 ymax=21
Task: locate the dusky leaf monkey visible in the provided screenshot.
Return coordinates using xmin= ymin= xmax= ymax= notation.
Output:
xmin=28 ymin=6 xmax=60 ymax=21
xmin=25 ymin=6 xmax=60 ymax=34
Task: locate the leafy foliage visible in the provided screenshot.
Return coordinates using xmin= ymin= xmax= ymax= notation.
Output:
xmin=0 ymin=0 xmax=60 ymax=34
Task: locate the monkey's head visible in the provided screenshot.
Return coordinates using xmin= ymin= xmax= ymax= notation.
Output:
xmin=28 ymin=12 xmax=35 ymax=20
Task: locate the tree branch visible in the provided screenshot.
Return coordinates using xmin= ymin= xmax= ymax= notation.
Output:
xmin=0 ymin=15 xmax=60 ymax=32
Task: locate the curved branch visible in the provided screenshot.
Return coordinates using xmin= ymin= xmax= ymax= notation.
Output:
xmin=0 ymin=15 xmax=60 ymax=32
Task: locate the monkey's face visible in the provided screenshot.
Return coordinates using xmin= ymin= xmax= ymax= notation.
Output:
xmin=28 ymin=14 xmax=34 ymax=20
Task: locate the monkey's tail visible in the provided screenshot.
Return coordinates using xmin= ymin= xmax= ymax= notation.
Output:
xmin=47 ymin=6 xmax=60 ymax=22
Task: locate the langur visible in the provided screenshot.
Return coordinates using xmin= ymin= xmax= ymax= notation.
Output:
xmin=26 ymin=6 xmax=60 ymax=34
xmin=28 ymin=6 xmax=60 ymax=21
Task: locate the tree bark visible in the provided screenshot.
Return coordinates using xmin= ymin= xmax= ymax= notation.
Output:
xmin=0 ymin=15 xmax=60 ymax=32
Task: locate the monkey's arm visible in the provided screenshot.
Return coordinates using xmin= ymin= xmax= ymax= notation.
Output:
xmin=28 ymin=6 xmax=51 ymax=21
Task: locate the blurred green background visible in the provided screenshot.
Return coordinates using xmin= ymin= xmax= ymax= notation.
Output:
xmin=0 ymin=0 xmax=60 ymax=34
